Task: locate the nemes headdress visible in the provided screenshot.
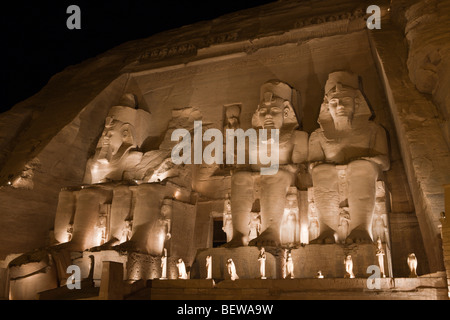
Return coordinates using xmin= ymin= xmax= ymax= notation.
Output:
xmin=319 ymin=71 xmax=373 ymax=127
xmin=252 ymin=79 xmax=301 ymax=129
xmin=105 ymin=93 xmax=152 ymax=148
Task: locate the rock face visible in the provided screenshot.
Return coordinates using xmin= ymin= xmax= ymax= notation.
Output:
xmin=0 ymin=0 xmax=449 ymax=300
xmin=399 ymin=0 xmax=450 ymax=148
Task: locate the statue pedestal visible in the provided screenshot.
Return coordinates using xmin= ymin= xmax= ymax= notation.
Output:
xmin=191 ymin=243 xmax=383 ymax=280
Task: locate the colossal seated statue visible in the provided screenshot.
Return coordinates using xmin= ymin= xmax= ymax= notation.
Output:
xmin=226 ymin=80 xmax=308 ymax=247
xmin=308 ymin=71 xmax=390 ymax=244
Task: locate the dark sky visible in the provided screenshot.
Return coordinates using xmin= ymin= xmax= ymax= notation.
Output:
xmin=1 ymin=0 xmax=275 ymax=114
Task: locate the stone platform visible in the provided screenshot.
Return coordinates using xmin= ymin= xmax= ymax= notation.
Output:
xmin=191 ymin=244 xmax=385 ymax=280
xmin=126 ymin=273 xmax=449 ymax=300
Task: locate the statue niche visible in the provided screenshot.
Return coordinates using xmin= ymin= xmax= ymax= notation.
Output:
xmin=308 ymin=71 xmax=390 ymax=244
xmin=226 ymin=80 xmax=309 ymax=247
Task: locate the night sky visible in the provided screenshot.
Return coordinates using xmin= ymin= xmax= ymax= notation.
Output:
xmin=1 ymin=0 xmax=275 ymax=114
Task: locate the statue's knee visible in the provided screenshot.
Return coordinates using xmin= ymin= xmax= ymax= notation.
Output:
xmin=261 ymin=169 xmax=292 ymax=186
xmin=348 ymin=160 xmax=378 ymax=179
xmin=311 ymin=164 xmax=336 ymax=182
xmin=231 ymin=171 xmax=253 ymax=186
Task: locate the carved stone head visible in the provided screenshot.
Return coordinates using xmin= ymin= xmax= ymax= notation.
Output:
xmin=97 ymin=115 xmax=135 ymax=162
xmin=318 ymin=71 xmax=373 ymax=132
xmin=95 ymin=93 xmax=152 ymax=161
xmin=161 ymin=199 xmax=173 ymax=217
xmin=224 ymin=104 xmax=241 ymax=129
xmin=252 ymin=80 xmax=299 ymax=130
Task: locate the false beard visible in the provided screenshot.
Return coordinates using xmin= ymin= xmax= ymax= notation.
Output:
xmin=333 ymin=117 xmax=352 ymax=131
xmin=96 ymin=144 xmax=113 ymax=163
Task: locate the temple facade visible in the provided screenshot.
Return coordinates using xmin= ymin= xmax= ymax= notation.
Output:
xmin=1 ymin=0 xmax=450 ymax=300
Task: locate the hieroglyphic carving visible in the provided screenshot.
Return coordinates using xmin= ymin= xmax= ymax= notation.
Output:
xmin=139 ymin=32 xmax=239 ymax=63
xmin=140 ymin=43 xmax=197 ymax=61
xmin=293 ymin=8 xmax=366 ymax=29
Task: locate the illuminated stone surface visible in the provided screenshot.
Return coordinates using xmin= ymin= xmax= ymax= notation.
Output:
xmin=0 ymin=0 xmax=449 ymax=300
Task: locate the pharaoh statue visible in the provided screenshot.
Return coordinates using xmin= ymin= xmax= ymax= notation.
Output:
xmin=226 ymin=80 xmax=309 ymax=247
xmin=83 ymin=93 xmax=152 ymax=184
xmin=308 ymin=71 xmax=390 ymax=244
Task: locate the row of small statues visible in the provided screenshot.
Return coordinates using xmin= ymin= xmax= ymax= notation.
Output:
xmin=164 ymin=245 xmax=418 ymax=280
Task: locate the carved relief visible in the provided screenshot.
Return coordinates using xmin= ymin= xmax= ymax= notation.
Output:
xmin=202 ymin=32 xmax=239 ymax=47
xmin=140 ymin=43 xmax=197 ymax=61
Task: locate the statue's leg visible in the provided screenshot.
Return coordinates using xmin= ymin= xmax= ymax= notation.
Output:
xmin=311 ymin=164 xmax=340 ymax=243
xmin=71 ymin=187 xmax=112 ymax=251
xmin=224 ymin=171 xmax=254 ymax=247
xmin=249 ymin=169 xmax=293 ymax=247
xmin=346 ymin=160 xmax=379 ymax=243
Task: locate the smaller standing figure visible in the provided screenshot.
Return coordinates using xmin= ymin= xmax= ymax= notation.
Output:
xmin=258 ymin=247 xmax=267 ymax=279
xmin=160 ymin=200 xmax=172 ymax=241
xmin=227 ymin=258 xmax=239 ymax=281
xmin=97 ymin=214 xmax=107 ymax=245
xmin=286 ymin=252 xmax=294 ymax=279
xmin=308 ymin=202 xmax=320 ymax=242
xmin=316 ymin=270 xmax=324 ymax=279
xmin=281 ymin=189 xmax=300 ymax=246
xmin=407 ymin=253 xmax=418 ymax=278
xmin=223 ymin=195 xmax=233 ymax=242
xmin=344 ymin=255 xmax=355 ymax=278
xmin=372 ymin=211 xmax=388 ymax=243
xmin=206 ymin=255 xmax=212 ymax=280
xmin=121 ymin=220 xmax=132 ymax=243
xmin=337 ymin=208 xmax=350 ymax=243
xmin=248 ymin=212 xmax=262 ymax=242
xmin=160 ymin=248 xmax=168 ymax=280
xmin=67 ymin=223 xmax=74 ymax=242
xmin=376 ymin=238 xmax=386 ymax=278
xmin=177 ymin=258 xmax=188 ymax=279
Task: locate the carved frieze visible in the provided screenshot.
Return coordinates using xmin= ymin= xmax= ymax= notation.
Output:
xmin=293 ymin=8 xmax=366 ymax=28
